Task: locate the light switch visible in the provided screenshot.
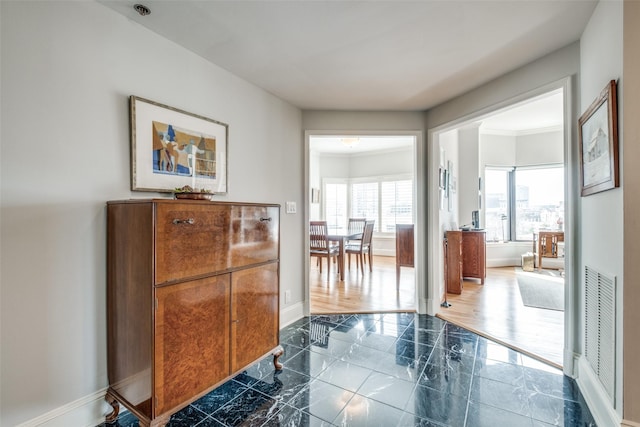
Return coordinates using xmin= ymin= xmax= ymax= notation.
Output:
xmin=285 ymin=201 xmax=297 ymax=214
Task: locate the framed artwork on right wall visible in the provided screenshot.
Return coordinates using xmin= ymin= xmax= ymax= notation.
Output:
xmin=578 ymin=80 xmax=619 ymax=197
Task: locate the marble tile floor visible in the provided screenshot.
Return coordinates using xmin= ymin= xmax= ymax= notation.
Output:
xmin=101 ymin=313 xmax=596 ymax=427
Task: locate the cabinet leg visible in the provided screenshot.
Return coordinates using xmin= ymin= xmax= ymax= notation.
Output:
xmin=273 ymin=345 xmax=284 ymax=371
xmin=104 ymin=391 xmax=120 ymax=423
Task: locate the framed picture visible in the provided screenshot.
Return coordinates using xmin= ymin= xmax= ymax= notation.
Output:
xmin=130 ymin=96 xmax=228 ymax=194
xmin=578 ymin=80 xmax=619 ymax=197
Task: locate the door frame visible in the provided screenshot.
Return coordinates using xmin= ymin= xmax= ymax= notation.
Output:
xmin=303 ymin=130 xmax=425 ymax=315
xmin=426 ymin=76 xmax=577 ymax=376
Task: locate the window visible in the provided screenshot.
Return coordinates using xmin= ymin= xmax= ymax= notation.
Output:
xmin=484 ymin=165 xmax=564 ymax=241
xmin=484 ymin=168 xmax=511 ymax=242
xmin=514 ymin=167 xmax=564 ymax=240
xmin=324 ymin=181 xmax=347 ymax=230
xmin=324 ymin=176 xmax=413 ymax=233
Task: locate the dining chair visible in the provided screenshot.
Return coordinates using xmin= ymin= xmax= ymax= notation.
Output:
xmin=347 ymin=218 xmax=367 ymax=245
xmin=346 ymin=220 xmax=375 ymax=273
xmin=310 ymin=221 xmax=340 ymax=279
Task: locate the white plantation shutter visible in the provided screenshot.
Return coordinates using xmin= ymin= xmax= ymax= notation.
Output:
xmin=351 ymin=182 xmax=379 ymax=227
xmin=381 ymin=180 xmax=413 ymax=232
xmin=324 ymin=182 xmax=347 ymax=230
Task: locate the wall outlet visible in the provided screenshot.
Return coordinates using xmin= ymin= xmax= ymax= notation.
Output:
xmin=284 ymin=290 xmax=291 ymax=304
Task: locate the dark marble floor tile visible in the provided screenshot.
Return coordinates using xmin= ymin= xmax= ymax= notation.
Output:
xmin=470 ymin=376 xmax=531 ymax=417
xmin=414 ymin=314 xmax=447 ymax=332
xmin=397 ymin=412 xmax=448 ymax=427
xmin=308 ymin=334 xmax=354 ymax=359
xmin=193 ymin=416 xmax=225 ymax=426
xmin=287 ymin=379 xmax=354 ymax=423
xmin=99 ymin=314 xmax=599 ymax=427
xmin=528 ymin=391 xmax=597 ymax=426
xmin=418 ymin=360 xmax=473 ymax=398
xmin=474 ymin=358 xmax=526 ymax=387
xmin=316 ymin=359 xmax=373 ymax=392
xmin=283 ymin=348 xmax=336 ymax=378
xmin=210 ymin=388 xmax=282 ymax=426
xmin=427 ymin=346 xmax=476 ymax=376
xmin=466 ymin=401 xmax=533 ymax=427
xmin=167 ymin=405 xmax=209 ymax=426
xmin=405 ymin=383 xmax=468 ymax=426
xmin=333 ymin=394 xmax=408 ymax=427
xmin=262 ymin=403 xmax=335 ymax=426
xmin=249 ymin=368 xmax=312 ymax=404
xmin=399 ymin=327 xmax=441 ymax=347
xmin=523 ymin=365 xmax=580 ymax=402
xmin=331 ymin=326 xmax=399 ymax=352
xmin=191 ymin=380 xmax=250 ymax=415
xmin=393 ymin=337 xmax=435 ymax=362
xmin=357 ymin=372 xmax=417 ymax=410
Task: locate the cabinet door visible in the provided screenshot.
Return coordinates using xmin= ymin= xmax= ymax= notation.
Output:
xmin=462 ymin=233 xmax=480 ymax=277
xmin=154 ymin=275 xmax=230 ymax=415
xmin=230 ymin=206 xmax=279 ymax=268
xmin=155 ymin=204 xmax=230 ymax=284
xmin=230 ymin=263 xmax=279 ymax=372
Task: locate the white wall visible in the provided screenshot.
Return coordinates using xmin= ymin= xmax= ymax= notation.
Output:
xmin=515 ymin=130 xmax=564 ymax=165
xmin=0 ymin=2 xmax=303 ymax=426
xmin=457 ymin=125 xmax=480 ymax=226
xmin=578 ymin=1 xmax=624 ymax=425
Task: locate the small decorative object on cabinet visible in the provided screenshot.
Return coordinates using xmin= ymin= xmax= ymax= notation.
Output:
xmin=395 ymin=224 xmax=414 ymax=287
xmin=105 ymin=199 xmax=282 ymax=427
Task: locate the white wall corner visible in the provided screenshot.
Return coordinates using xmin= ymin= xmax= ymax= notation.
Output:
xmin=15 ymin=388 xmax=110 ymax=427
xmin=280 ymin=301 xmax=305 ymax=328
xmin=576 ymin=356 xmax=622 ymax=427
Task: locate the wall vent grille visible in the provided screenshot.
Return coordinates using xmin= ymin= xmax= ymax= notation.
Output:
xmin=584 ymin=265 xmax=616 ymax=403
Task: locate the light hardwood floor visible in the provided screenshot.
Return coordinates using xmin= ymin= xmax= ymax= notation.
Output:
xmin=437 ymin=267 xmax=564 ymax=368
xmin=310 ymin=258 xmax=564 ymax=368
xmin=310 ymin=255 xmax=415 ymax=314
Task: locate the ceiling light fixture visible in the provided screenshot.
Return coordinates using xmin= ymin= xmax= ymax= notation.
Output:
xmin=341 ymin=137 xmax=360 ymax=148
xmin=133 ymin=4 xmax=151 ymax=16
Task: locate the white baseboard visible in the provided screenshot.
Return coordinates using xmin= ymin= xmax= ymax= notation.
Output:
xmin=576 ymin=356 xmax=621 ymax=427
xmin=486 ymin=258 xmax=521 ymax=268
xmin=280 ymin=301 xmax=305 ymax=327
xmin=15 ymin=387 xmax=109 ymax=427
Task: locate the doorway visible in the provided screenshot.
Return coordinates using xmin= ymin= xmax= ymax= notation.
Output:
xmin=305 ymin=133 xmax=421 ymax=314
xmin=428 ymin=86 xmax=570 ymax=368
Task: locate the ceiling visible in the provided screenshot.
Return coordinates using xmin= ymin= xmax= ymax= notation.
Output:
xmin=98 ymin=0 xmax=596 ymax=112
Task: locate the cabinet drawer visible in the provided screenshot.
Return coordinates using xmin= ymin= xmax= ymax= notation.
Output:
xmin=230 ymin=206 xmax=279 ymax=268
xmin=155 ymin=204 xmax=230 ymax=284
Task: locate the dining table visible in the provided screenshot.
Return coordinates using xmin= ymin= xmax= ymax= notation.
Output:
xmin=327 ymin=229 xmax=362 ymax=281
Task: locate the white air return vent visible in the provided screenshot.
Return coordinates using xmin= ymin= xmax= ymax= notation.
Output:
xmin=584 ymin=266 xmax=616 ymax=403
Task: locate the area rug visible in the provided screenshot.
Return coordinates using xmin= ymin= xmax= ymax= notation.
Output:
xmin=516 ymin=269 xmax=564 ymax=311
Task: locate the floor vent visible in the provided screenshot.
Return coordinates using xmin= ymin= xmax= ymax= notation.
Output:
xmin=584 ymin=265 xmax=616 ymax=403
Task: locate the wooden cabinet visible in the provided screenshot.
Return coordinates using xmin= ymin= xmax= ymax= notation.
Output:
xmin=105 ymin=199 xmax=282 ymax=427
xmin=444 ymin=230 xmax=486 ymax=294
xmin=462 ymin=230 xmax=486 ymax=285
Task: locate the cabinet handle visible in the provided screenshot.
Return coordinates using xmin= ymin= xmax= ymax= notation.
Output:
xmin=260 ymin=217 xmax=272 ymax=222
xmin=172 ymin=218 xmax=195 ymax=225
